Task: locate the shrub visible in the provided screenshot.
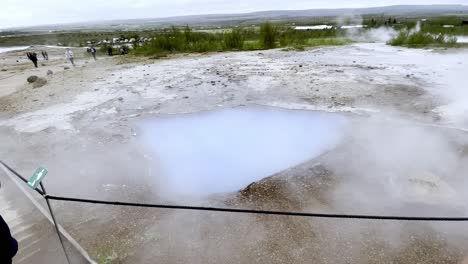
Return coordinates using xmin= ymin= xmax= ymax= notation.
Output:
xmin=388 ymin=30 xmax=458 ymax=47
xmin=388 ymin=31 xmax=408 ymax=46
xmin=224 ymin=29 xmax=244 ymax=50
xmin=260 ymin=22 xmax=277 ymax=49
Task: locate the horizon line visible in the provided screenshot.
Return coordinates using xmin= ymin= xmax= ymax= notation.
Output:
xmin=1 ymin=3 xmax=467 ymax=31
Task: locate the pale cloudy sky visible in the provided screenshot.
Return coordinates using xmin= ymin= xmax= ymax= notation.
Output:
xmin=1 ymin=0 xmax=467 ymax=29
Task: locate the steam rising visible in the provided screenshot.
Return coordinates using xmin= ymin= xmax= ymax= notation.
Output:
xmin=325 ymin=115 xmax=468 ymax=213
xmin=138 ymin=107 xmax=347 ymax=197
xmin=129 ymin=112 xmax=468 ymax=263
xmin=337 ymin=14 xmax=398 ymax=42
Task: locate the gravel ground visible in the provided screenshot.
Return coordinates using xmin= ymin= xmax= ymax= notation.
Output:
xmin=1 ymin=43 xmax=468 ymax=263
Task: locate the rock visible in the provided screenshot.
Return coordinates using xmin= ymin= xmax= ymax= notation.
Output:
xmin=27 ymin=76 xmax=39 ymax=83
xmin=183 ymin=96 xmax=189 ymax=99
xmin=64 ymin=66 xmax=70 ymax=70
xmin=32 ymin=78 xmax=47 ymax=88
xmin=299 ymin=65 xmax=303 ymax=68
xmin=118 ymin=97 xmax=124 ymax=101
xmin=1 ymin=69 xmax=7 ymax=71
xmin=41 ymin=63 xmax=46 ymax=66
xmin=47 ymin=70 xmax=53 ymax=75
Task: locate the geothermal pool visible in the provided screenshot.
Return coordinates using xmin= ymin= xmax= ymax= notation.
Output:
xmin=138 ymin=106 xmax=348 ymax=196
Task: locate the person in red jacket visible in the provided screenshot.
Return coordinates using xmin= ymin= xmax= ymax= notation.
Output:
xmin=0 ymin=214 xmax=18 ymax=264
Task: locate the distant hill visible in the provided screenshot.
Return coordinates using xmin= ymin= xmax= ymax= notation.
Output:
xmin=164 ymin=4 xmax=468 ymax=20
xmin=10 ymin=4 xmax=468 ymax=32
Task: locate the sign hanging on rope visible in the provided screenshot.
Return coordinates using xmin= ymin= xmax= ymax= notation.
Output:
xmin=28 ymin=167 xmax=47 ymax=189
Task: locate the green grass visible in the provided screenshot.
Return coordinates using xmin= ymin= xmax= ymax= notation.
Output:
xmin=306 ymin=38 xmax=352 ymax=46
xmin=260 ymin=22 xmax=277 ymax=49
xmin=363 ymin=16 xmax=468 ymax=36
xmin=131 ymin=23 xmax=349 ymax=56
xmin=133 ymin=22 xmax=351 ymax=56
xmin=388 ymin=31 xmax=459 ymax=48
xmin=383 ymin=16 xmax=468 ymax=48
xmin=281 ymin=38 xmax=352 ymax=51
xmin=0 ymin=21 xmax=351 ymax=56
xmin=92 ymin=243 xmax=123 ymax=264
xmin=0 ymin=30 xmax=155 ymax=47
xmin=223 ymin=29 xmax=245 ymax=50
xmin=420 ymin=17 xmax=468 ymax=36
xmin=3 ymin=16 xmax=466 ymax=55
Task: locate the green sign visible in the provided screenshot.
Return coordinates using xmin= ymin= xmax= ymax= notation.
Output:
xmin=28 ymin=167 xmax=47 ymax=190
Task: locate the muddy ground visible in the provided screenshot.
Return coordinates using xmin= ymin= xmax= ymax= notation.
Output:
xmin=1 ymin=43 xmax=468 ymax=263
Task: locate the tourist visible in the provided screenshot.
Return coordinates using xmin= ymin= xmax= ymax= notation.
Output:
xmin=65 ymin=48 xmax=75 ymax=66
xmin=90 ymin=47 xmax=97 ymax=60
xmin=26 ymin=52 xmax=38 ymax=68
xmin=41 ymin=51 xmax=49 ymax=60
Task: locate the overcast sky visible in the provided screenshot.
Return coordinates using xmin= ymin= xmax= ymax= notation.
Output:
xmin=1 ymin=0 xmax=468 ymax=29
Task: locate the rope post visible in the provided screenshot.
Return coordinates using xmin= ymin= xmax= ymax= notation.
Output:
xmin=40 ymin=182 xmax=72 ymax=264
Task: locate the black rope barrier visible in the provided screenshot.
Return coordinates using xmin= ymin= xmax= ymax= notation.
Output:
xmin=45 ymin=194 xmax=468 ymax=221
xmin=0 ymin=160 xmax=44 ymax=195
xmin=3 ymin=160 xmax=468 ymax=222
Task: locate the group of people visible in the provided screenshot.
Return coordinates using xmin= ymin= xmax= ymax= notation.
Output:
xmin=106 ymin=45 xmax=128 ymax=56
xmin=41 ymin=51 xmax=49 ymax=60
xmin=25 ymin=51 xmax=49 ymax=68
xmin=25 ymin=48 xmax=83 ymax=68
xmin=86 ymin=47 xmax=97 ymax=60
xmin=25 ymin=45 xmax=128 ymax=68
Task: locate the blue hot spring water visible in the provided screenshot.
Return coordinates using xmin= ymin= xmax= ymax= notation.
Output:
xmin=138 ymin=106 xmax=348 ymax=196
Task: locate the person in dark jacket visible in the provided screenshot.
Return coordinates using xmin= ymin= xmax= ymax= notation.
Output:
xmin=0 ymin=214 xmax=18 ymax=264
xmin=107 ymin=46 xmax=113 ymax=56
xmin=26 ymin=52 xmax=38 ymax=68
